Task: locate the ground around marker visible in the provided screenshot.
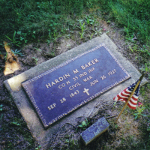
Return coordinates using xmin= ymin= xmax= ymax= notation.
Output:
xmin=4 ymin=33 xmax=147 ymax=149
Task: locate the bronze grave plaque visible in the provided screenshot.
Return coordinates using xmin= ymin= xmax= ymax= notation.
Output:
xmin=22 ymin=45 xmax=130 ymax=128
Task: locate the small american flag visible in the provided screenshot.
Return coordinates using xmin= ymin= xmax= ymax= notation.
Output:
xmin=113 ymin=81 xmax=140 ymax=109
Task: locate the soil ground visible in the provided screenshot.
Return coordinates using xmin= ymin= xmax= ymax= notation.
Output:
xmin=0 ymin=19 xmax=150 ymax=150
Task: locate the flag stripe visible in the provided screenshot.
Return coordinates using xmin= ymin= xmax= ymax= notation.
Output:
xmin=113 ymin=81 xmax=140 ymax=110
xmin=128 ymin=101 xmax=137 ymax=109
xmin=130 ymin=97 xmax=138 ymax=103
xmin=122 ymin=91 xmax=130 ymax=96
xmin=126 ymin=88 xmax=132 ymax=93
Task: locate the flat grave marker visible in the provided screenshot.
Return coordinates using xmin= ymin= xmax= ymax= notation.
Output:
xmin=80 ymin=117 xmax=109 ymax=145
xmin=22 ymin=45 xmax=130 ymax=128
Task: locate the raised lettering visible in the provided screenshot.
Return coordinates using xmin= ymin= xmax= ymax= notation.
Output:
xmin=55 ymin=79 xmax=60 ymax=84
xmin=83 ymin=76 xmax=93 ymax=82
xmin=81 ymin=65 xmax=85 ymax=70
xmin=88 ymin=67 xmax=95 ymax=73
xmin=83 ymin=78 xmax=87 ymax=82
xmin=51 ymin=81 xmax=56 ymax=86
xmin=73 ymin=69 xmax=79 ymax=74
xmin=88 ymin=62 xmax=92 ymax=66
xmin=60 ymin=98 xmax=66 ymax=103
xmin=94 ymin=58 xmax=99 ymax=62
xmin=73 ymin=76 xmax=78 ymax=81
xmin=91 ymin=60 xmax=95 ymax=64
xmin=108 ymin=69 xmax=116 ymax=76
xmin=59 ymin=77 xmax=64 ymax=81
xmin=69 ymin=82 xmax=81 ymax=90
xmin=70 ymin=90 xmax=80 ymax=98
xmin=46 ymin=83 xmax=51 ymax=88
xmin=66 ymin=81 xmax=71 ymax=85
xmin=85 ymin=64 xmax=89 ymax=68
xmin=100 ymin=75 xmax=106 ymax=80
xmin=79 ymin=72 xmax=87 ymax=78
xmin=81 ymin=59 xmax=99 ymax=70
xmin=65 ymin=73 xmax=70 ymax=78
xmin=48 ymin=103 xmax=56 ymax=110
xmin=58 ymin=83 xmax=66 ymax=89
xmin=58 ymin=85 xmax=62 ymax=89
xmin=90 ymin=79 xmax=99 ymax=86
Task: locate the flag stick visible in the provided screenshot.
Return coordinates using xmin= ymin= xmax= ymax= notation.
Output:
xmin=116 ymin=73 xmax=145 ymax=123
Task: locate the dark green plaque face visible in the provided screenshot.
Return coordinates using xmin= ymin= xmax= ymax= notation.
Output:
xmin=22 ymin=45 xmax=130 ymax=128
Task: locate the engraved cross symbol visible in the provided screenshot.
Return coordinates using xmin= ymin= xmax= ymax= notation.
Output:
xmin=83 ymin=88 xmax=90 ymax=95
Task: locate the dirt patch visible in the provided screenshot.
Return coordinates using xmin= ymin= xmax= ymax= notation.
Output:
xmin=55 ymin=38 xmax=76 ymax=55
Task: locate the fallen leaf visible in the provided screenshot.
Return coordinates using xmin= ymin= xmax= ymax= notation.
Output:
xmin=3 ymin=41 xmax=20 ymax=75
xmin=0 ymin=54 xmax=4 ymax=59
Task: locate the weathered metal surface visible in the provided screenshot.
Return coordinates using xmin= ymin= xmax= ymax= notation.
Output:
xmin=22 ymin=45 xmax=130 ymax=128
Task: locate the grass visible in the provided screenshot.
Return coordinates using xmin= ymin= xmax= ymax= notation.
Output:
xmin=1 ymin=0 xmax=150 ymax=47
xmin=100 ymin=0 xmax=150 ymax=45
xmin=0 ymin=0 xmax=92 ymax=46
xmin=1 ymin=0 xmax=150 ymax=51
